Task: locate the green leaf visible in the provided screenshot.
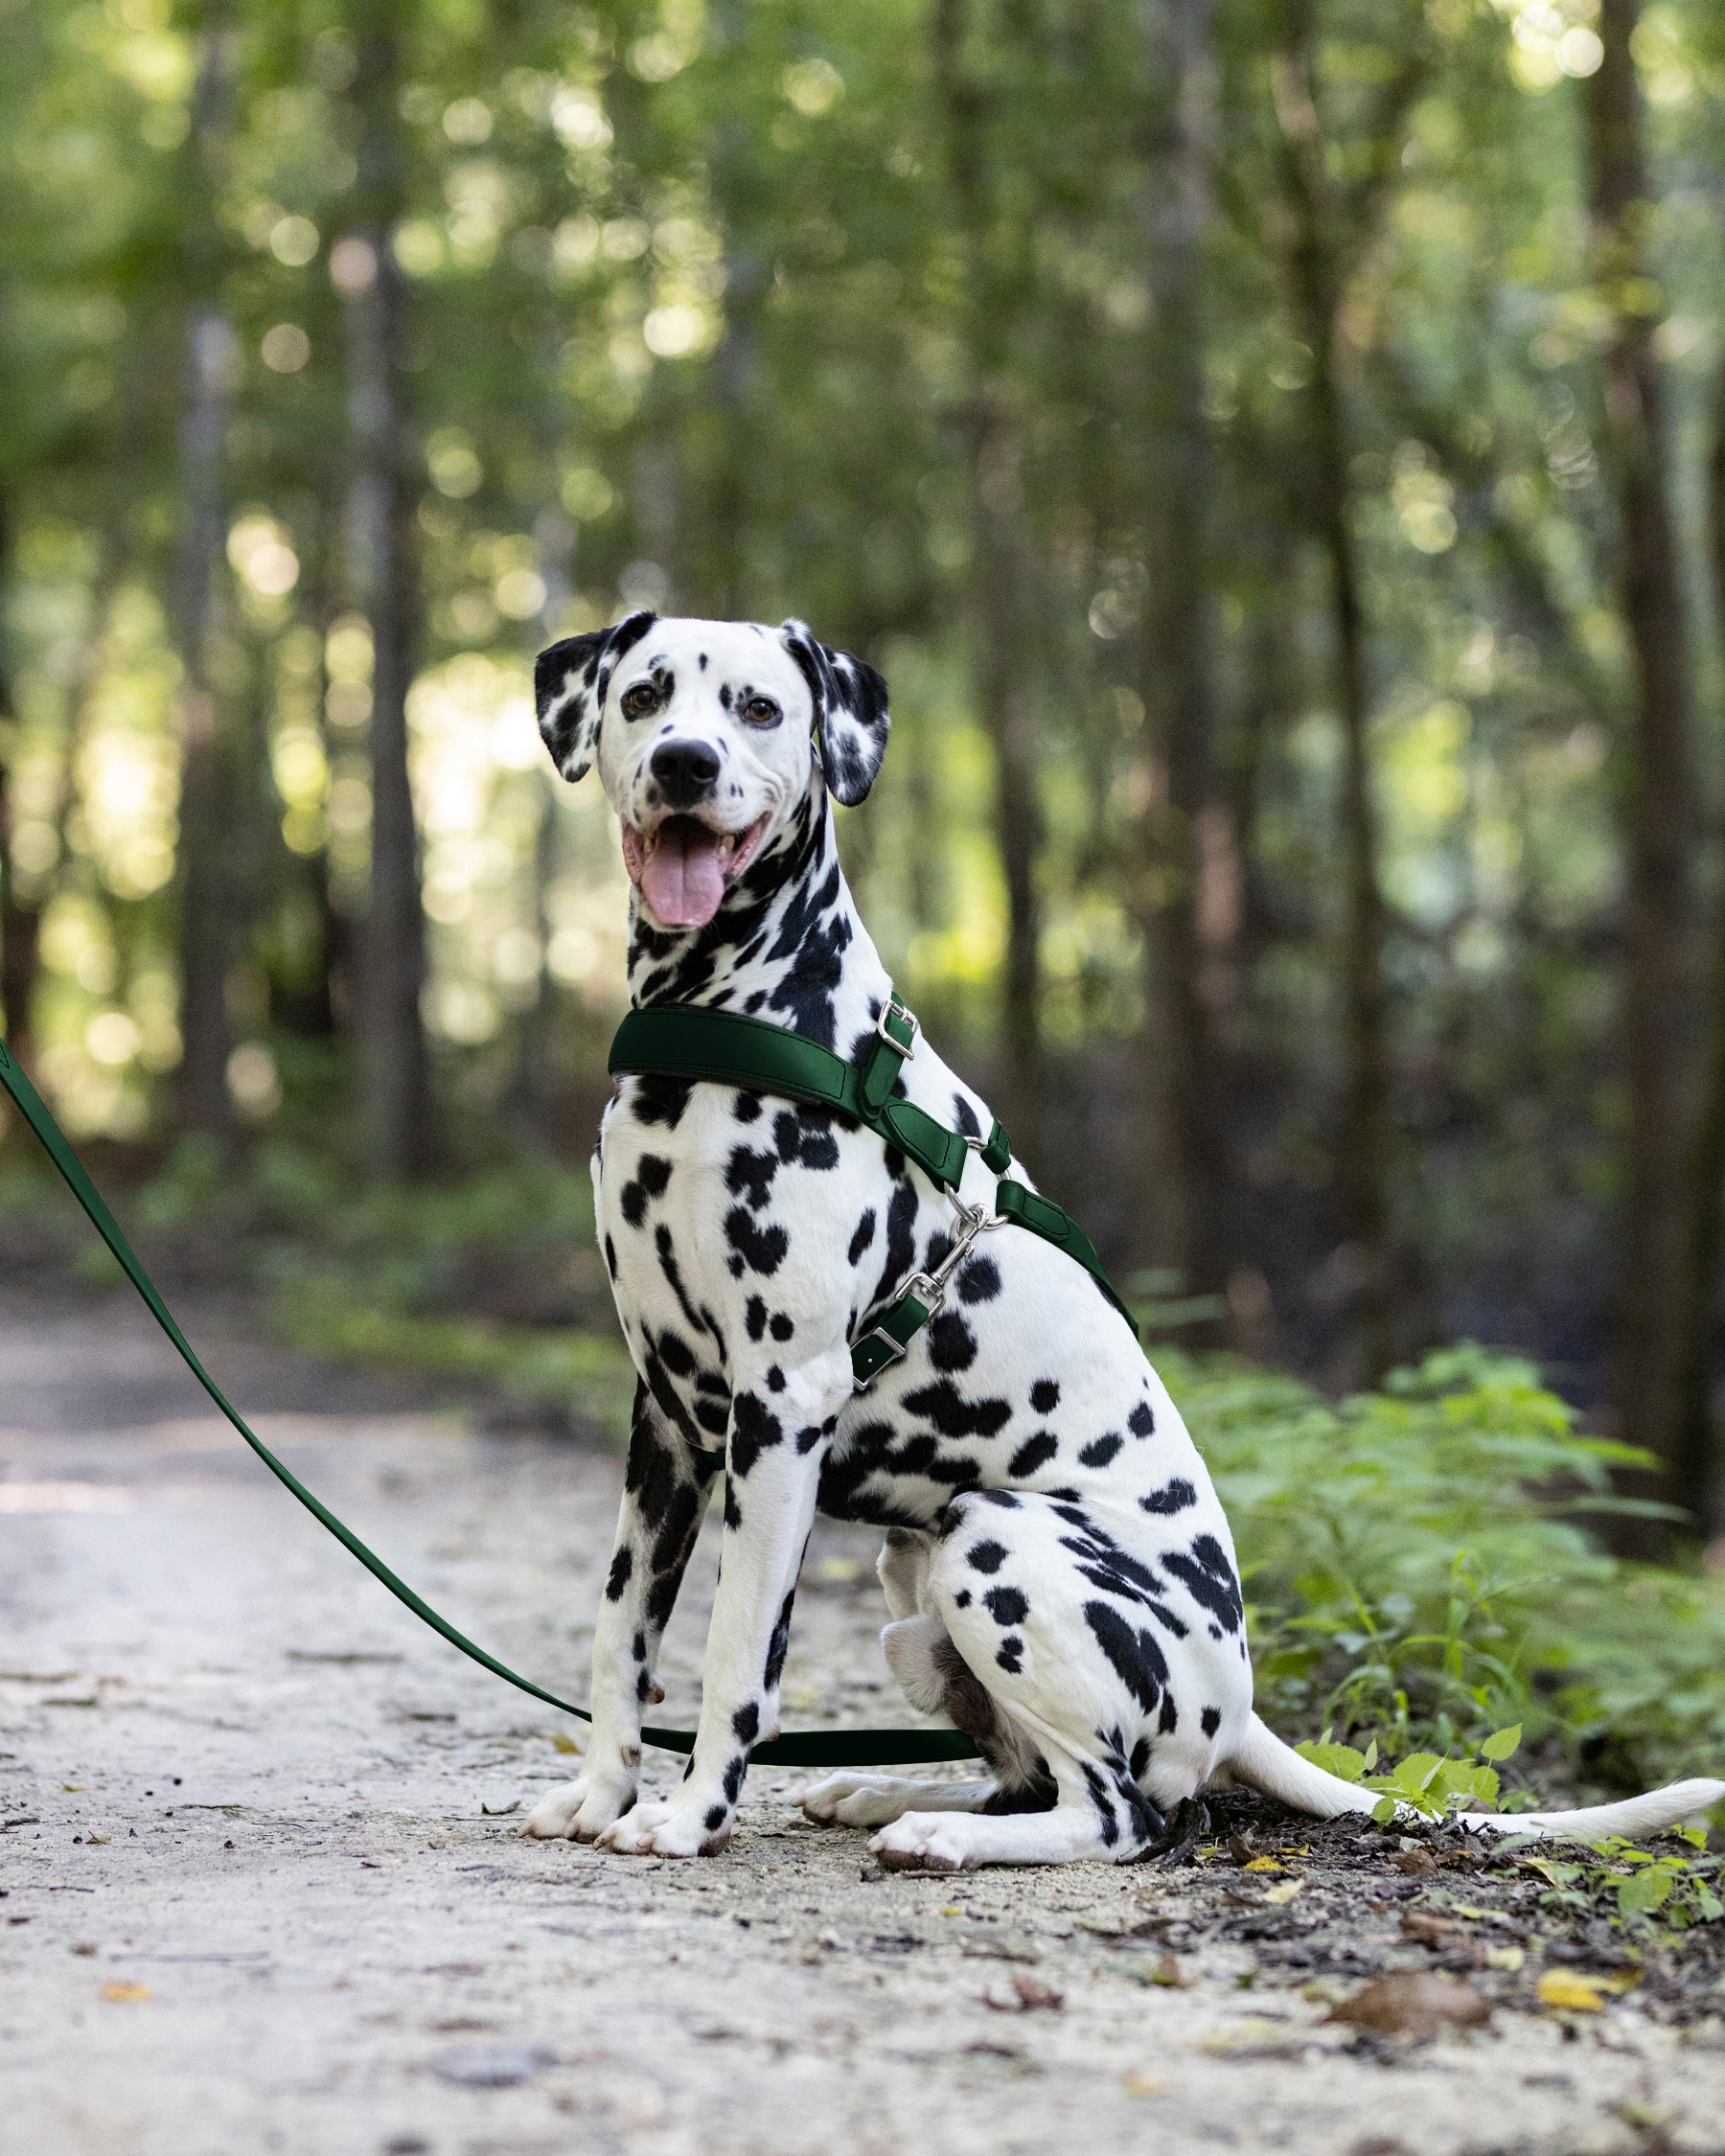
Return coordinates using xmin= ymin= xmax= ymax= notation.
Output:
xmin=1393 ymin=1752 xmax=1444 ymax=1795
xmin=1369 ymin=1795 xmax=1399 ymax=1824
xmin=1294 ymin=1741 xmax=1366 ymax=1783
xmin=1479 ymin=1725 xmax=1522 ymax=1762
xmin=1619 ymin=1869 xmax=1674 ymax=1917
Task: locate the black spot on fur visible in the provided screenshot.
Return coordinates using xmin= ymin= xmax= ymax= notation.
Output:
xmin=705 ymin=1804 xmax=726 ymax=1831
xmin=955 ymin=1256 xmax=1001 ymax=1305
xmin=903 ymin=1379 xmax=1012 ymax=1439
xmin=619 ymin=1153 xmax=672 ymax=1228
xmin=1008 ymin=1432 xmax=1058 ymax=1478
xmin=732 ymin=1702 xmax=760 ymax=1746
xmin=725 ymin=1146 xmax=778 ymax=1211
xmin=847 ymin=1208 xmax=877 ymax=1264
xmin=630 ymin=1073 xmax=693 ymax=1128
xmin=733 ymin=1089 xmax=762 ymax=1123
xmin=764 ymin=1589 xmax=795 ymax=1688
xmin=605 ymin=1547 xmax=633 ymax=1601
xmin=967 ymin=1539 xmax=1007 ymax=1574
xmin=1201 ymin=1706 xmax=1221 ymax=1736
xmin=724 ymin=1205 xmax=789 ymax=1276
xmin=746 ymin=1296 xmax=767 ymax=1341
xmin=1140 ymin=1478 xmax=1197 ymax=1516
xmin=729 ymin=1390 xmax=783 ymax=1478
xmin=723 ymin=1753 xmax=747 ymax=1803
xmin=1079 ymin=1433 xmax=1122 ymax=1469
xmin=927 ymin=1311 xmax=978 ymax=1372
xmin=1128 ymin=1400 xmax=1156 ymax=1437
xmin=1083 ymin=1600 xmax=1171 ymax=1715
xmin=996 ymin=1637 xmax=1024 ymax=1674
xmin=953 ymin=1588 xmax=972 ymax=1608
xmin=1030 ymin=1380 xmax=1060 ymax=1413
xmin=984 ymin=1585 xmax=1029 ymax=1627
xmin=770 ymin=1312 xmax=794 ymax=1342
xmin=1162 ymin=1534 xmax=1244 ymax=1635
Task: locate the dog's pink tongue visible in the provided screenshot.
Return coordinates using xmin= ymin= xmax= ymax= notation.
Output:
xmin=640 ymin=820 xmax=725 ymax=928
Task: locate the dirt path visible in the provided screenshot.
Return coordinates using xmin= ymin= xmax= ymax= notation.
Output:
xmin=4 ymin=1287 xmax=1725 ymax=2156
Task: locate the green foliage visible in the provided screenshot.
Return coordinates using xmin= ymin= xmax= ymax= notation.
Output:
xmin=1295 ymin=1723 xmax=1519 ymax=1820
xmin=1506 ymin=1830 xmax=1725 ymax=1936
xmin=1165 ymin=1345 xmax=1725 ymax=1789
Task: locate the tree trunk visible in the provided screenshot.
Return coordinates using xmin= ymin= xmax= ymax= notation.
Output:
xmin=702 ymin=0 xmax=766 ymax=622
xmin=932 ymin=0 xmax=1045 ymax=1164
xmin=340 ymin=1 xmax=432 ymax=1181
xmin=1587 ymin=0 xmax=1698 ymax=1538
xmin=1134 ymin=0 xmax=1230 ymax=1302
xmin=0 ymin=486 xmax=36 ymax=1073
xmin=1671 ymin=358 xmax=1725 ymax=1541
xmin=1273 ymin=13 xmax=1393 ymax=1383
xmin=171 ymin=6 xmax=239 ymax=1146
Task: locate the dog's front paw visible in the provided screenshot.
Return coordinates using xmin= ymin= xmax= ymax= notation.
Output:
xmin=596 ymin=1797 xmax=730 ymax=1858
xmin=870 ymin=1813 xmax=975 ymax=1872
xmin=518 ymin=1770 xmax=635 ymax=1842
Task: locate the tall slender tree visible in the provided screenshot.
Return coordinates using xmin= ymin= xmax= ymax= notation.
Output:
xmin=1585 ymin=0 xmax=1699 ymax=1536
xmin=1133 ymin=0 xmax=1230 ymax=1303
xmin=171 ymin=2 xmax=240 ymax=1146
xmin=339 ymin=0 xmax=432 ymax=1180
xmin=932 ymin=0 xmax=1046 ymax=1161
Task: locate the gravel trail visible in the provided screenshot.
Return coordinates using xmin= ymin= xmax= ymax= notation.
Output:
xmin=4 ymin=1286 xmax=1725 ymax=2155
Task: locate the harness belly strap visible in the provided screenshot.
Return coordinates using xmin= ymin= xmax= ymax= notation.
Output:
xmin=608 ymin=994 xmax=1138 ymax=1389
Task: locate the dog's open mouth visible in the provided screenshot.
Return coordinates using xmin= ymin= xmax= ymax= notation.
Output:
xmin=621 ymin=813 xmax=770 ymax=929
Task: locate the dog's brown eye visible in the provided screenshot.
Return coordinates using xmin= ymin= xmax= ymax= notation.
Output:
xmin=621 ymin=680 xmax=659 ymax=719
xmin=743 ymin=695 xmax=780 ymax=726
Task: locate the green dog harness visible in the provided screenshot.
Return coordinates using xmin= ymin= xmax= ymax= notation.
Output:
xmin=608 ymin=992 xmax=1137 ymax=1390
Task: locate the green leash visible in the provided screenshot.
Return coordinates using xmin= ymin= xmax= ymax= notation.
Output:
xmin=0 ymin=1032 xmax=977 ymax=1768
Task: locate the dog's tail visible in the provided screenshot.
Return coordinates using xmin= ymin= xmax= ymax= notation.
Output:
xmin=1227 ymin=1713 xmax=1724 ymax=1844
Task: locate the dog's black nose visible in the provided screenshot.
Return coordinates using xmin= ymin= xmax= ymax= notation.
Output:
xmin=650 ymin=739 xmax=722 ymax=807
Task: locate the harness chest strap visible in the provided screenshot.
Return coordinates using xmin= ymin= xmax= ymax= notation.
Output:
xmin=607 ymin=995 xmax=1138 ymax=1388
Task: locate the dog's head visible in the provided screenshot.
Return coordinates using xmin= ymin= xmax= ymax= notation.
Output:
xmin=534 ymin=613 xmax=888 ymax=930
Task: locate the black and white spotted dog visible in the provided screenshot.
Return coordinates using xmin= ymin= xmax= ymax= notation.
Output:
xmin=519 ymin=611 xmax=1723 ymax=1869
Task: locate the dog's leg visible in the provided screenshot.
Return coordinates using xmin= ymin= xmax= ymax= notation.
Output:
xmin=876 ymin=1526 xmax=933 ymax=1620
xmin=520 ymin=1382 xmax=718 ymax=1841
xmin=801 ymin=1775 xmax=999 ymax=1827
xmin=598 ymin=1350 xmax=850 ymax=1858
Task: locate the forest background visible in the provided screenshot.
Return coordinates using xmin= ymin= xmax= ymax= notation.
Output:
xmin=5 ymin=0 xmax=1725 ymax=1709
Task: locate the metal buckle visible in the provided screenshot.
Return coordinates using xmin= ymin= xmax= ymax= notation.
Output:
xmin=875 ymin=997 xmax=919 ymax=1061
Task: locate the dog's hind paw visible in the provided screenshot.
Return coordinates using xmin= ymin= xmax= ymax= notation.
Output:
xmin=518 ymin=1771 xmax=634 ymax=1842
xmin=801 ymin=1774 xmax=900 ymax=1825
xmin=869 ymin=1814 xmax=974 ymax=1872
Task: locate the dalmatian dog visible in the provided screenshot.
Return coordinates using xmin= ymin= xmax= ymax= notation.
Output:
xmin=518 ymin=610 xmax=1724 ymax=1869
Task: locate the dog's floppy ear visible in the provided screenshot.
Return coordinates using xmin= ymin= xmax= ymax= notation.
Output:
xmin=780 ymin=619 xmax=889 ymax=807
xmin=534 ymin=610 xmax=656 ymax=782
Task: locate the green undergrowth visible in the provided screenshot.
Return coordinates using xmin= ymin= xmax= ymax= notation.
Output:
xmin=1161 ymin=1343 xmax=1725 ymax=1798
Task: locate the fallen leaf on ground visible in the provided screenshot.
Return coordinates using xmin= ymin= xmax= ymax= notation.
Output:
xmin=982 ymin=1972 xmax=1064 ymax=2012
xmin=1401 ymin=1912 xmax=1469 ymax=1947
xmin=100 ymin=1983 xmax=150 ymax=2004
xmin=1122 ymin=2071 xmax=1170 ymax=2096
xmin=1263 ymin=1878 xmax=1303 ymax=1905
xmin=1328 ymin=1971 xmax=1490 ymax=2039
xmin=1243 ymin=1855 xmax=1284 ymax=1873
xmin=1537 ymin=1969 xmax=1616 ymax=2013
xmin=478 ymin=1800 xmax=519 ymax=1817
xmin=550 ymin=1732 xmax=580 ymax=1755
xmin=1392 ymin=1847 xmax=1438 ymax=1877
xmin=1202 ymin=2016 xmax=1313 ymax=2058
xmin=85 ymin=1831 xmax=111 ymax=1846
xmin=1485 ymin=1946 xmax=1526 ymax=1972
